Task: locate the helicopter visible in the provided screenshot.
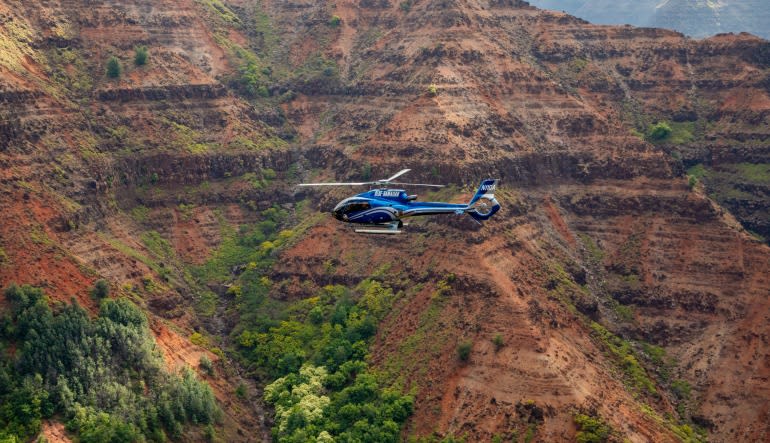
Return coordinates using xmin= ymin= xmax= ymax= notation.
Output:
xmin=299 ymin=169 xmax=500 ymax=234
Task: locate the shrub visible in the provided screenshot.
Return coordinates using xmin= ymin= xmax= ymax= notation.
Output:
xmin=427 ymin=84 xmax=438 ymax=96
xmin=329 ymin=15 xmax=341 ymax=27
xmin=199 ymin=355 xmax=214 ymax=376
xmin=106 ymin=56 xmax=122 ymax=78
xmin=671 ymin=379 xmax=691 ymax=400
xmin=190 ymin=332 xmax=208 ymax=347
xmin=647 ymin=122 xmax=672 ymax=141
xmin=235 ymin=383 xmax=247 ymax=399
xmin=687 ymin=175 xmax=697 ymax=190
xmin=457 ymin=341 xmax=472 ymax=362
xmin=134 ymin=46 xmax=148 ymax=66
xmin=91 ymin=279 xmax=110 ymax=299
xmin=492 ymin=334 xmax=504 ymax=352
xmin=574 ymin=413 xmax=611 ymax=443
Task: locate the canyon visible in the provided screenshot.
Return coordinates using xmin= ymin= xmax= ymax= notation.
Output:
xmin=0 ymin=0 xmax=769 ymax=441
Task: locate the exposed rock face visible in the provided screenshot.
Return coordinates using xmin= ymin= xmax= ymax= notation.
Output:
xmin=0 ymin=0 xmax=769 ymax=441
xmin=528 ymin=0 xmax=770 ymax=39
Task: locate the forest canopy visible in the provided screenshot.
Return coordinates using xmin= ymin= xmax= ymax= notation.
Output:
xmin=0 ymin=284 xmax=220 ymax=443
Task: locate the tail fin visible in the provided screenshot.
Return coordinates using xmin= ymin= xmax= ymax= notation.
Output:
xmin=467 ymin=179 xmax=500 ymax=221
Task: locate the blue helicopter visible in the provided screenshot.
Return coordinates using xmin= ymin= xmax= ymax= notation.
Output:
xmin=299 ymin=169 xmax=500 ymax=234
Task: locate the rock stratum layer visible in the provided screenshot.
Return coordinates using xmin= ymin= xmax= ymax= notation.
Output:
xmin=0 ymin=0 xmax=768 ymax=441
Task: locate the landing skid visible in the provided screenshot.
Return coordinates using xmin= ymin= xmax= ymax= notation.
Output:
xmin=354 ymin=222 xmax=405 ymax=234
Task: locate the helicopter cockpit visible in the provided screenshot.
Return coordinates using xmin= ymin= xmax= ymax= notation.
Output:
xmin=333 ymin=198 xmax=371 ymax=221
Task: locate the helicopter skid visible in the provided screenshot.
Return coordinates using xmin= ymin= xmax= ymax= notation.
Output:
xmin=354 ymin=228 xmax=402 ymax=234
xmin=353 ymin=222 xmax=404 ymax=234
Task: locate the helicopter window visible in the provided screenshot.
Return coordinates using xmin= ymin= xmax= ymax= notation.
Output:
xmin=346 ymin=202 xmax=370 ymax=212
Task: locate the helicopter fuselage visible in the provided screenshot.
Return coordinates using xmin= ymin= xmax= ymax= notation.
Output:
xmin=332 ymin=189 xmax=469 ymax=225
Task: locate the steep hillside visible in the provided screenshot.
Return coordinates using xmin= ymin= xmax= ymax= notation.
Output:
xmin=527 ymin=0 xmax=770 ymax=40
xmin=0 ymin=0 xmax=769 ymax=442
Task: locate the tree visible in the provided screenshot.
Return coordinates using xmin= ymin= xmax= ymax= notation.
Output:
xmin=647 ymin=122 xmax=672 ymax=141
xmin=106 ymin=56 xmax=122 ymax=79
xmin=134 ymin=46 xmax=148 ymax=66
xmin=91 ymin=279 xmax=109 ymax=299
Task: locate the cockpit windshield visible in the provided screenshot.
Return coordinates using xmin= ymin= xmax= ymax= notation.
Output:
xmin=333 ymin=199 xmax=371 ymax=220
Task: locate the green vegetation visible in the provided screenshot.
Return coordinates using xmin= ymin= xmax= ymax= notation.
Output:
xmin=294 ymin=54 xmax=339 ymax=84
xmin=570 ymin=58 xmax=589 ymax=73
xmin=666 ymin=121 xmax=696 ymax=145
xmin=671 ymin=379 xmax=691 ymax=400
xmin=235 ymin=383 xmax=246 ymax=399
xmin=492 ymin=334 xmax=504 ymax=352
xmin=193 ymin=205 xmax=289 ymax=285
xmin=686 ymin=162 xmax=769 ymax=243
xmin=236 ymin=62 xmax=271 ymax=98
xmin=399 ymin=0 xmax=413 ymax=12
xmin=686 ymin=164 xmax=705 ymax=179
xmin=91 ymin=279 xmax=110 ymax=299
xmin=190 ymin=332 xmax=209 ymax=348
xmin=670 ymin=423 xmax=707 ymax=443
xmin=687 ymin=175 xmax=698 ymax=190
xmin=688 ymin=162 xmax=770 ymax=189
xmin=130 ymin=205 xmax=150 ymax=223
xmin=48 ymin=47 xmax=93 ymax=97
xmin=427 ymin=84 xmax=438 ymax=96
xmin=457 ymin=341 xmax=472 ymax=362
xmin=589 ymin=322 xmax=656 ymax=395
xmin=196 ymin=0 xmax=241 ymax=24
xmin=639 ymin=403 xmax=707 ymax=443
xmin=645 ymin=121 xmax=696 ymax=144
xmin=613 ymin=303 xmax=634 ymax=322
xmin=574 ymin=413 xmax=611 ymax=443
xmin=577 ymin=233 xmax=604 ymax=264
xmin=727 ymin=162 xmax=770 ymax=184
xmin=134 ymin=46 xmax=148 ymax=66
xmin=329 ymin=15 xmax=342 ymax=27
xmin=199 ymin=356 xmax=214 ymax=376
xmin=188 ymin=199 xmax=411 ymax=441
xmin=0 ymin=284 xmax=220 ymax=442
xmin=523 ymin=424 xmax=537 ymax=443
xmin=234 ymin=281 xmax=412 ymax=442
xmin=646 ymin=122 xmax=671 ymax=141
xmin=0 ymin=11 xmax=40 ymax=74
xmin=178 ymin=203 xmax=195 ymax=220
xmin=106 ymin=56 xmax=121 ymax=78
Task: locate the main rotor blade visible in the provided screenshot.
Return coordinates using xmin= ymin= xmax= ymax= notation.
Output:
xmin=298 ymin=182 xmax=372 ymax=186
xmin=390 ymin=182 xmax=445 ymax=188
xmin=384 ymin=169 xmax=411 ymax=182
